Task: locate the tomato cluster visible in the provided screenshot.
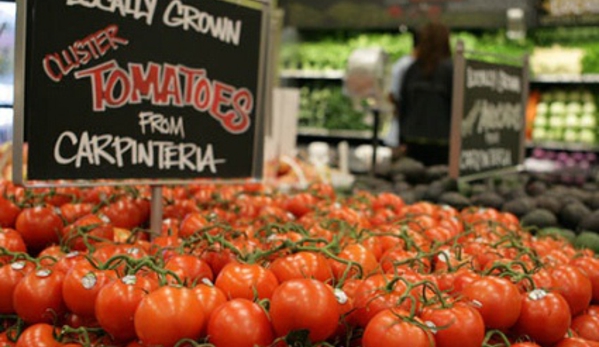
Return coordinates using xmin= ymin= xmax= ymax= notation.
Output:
xmin=0 ymin=180 xmax=598 ymax=347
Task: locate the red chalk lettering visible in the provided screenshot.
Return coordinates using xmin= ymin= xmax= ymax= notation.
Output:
xmin=42 ymin=25 xmax=128 ymax=82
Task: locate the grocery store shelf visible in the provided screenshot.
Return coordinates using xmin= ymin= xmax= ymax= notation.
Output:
xmin=530 ymin=74 xmax=599 ymax=84
xmin=539 ymin=14 xmax=599 ymax=27
xmin=526 ymin=141 xmax=599 ymax=152
xmin=280 ymin=70 xmax=345 ymax=80
xmin=298 ymin=127 xmax=374 ymax=139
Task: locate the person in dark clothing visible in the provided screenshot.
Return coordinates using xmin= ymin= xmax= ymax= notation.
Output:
xmin=398 ymin=22 xmax=453 ymax=166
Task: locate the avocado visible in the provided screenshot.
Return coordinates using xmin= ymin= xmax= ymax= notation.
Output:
xmin=438 ymin=192 xmax=472 ymax=211
xmin=587 ymin=192 xmax=599 ymax=210
xmin=559 ymin=203 xmax=591 ymax=231
xmin=578 ymin=210 xmax=599 ymax=233
xmin=503 ymin=197 xmax=537 ymax=218
xmin=521 ymin=209 xmax=559 ymax=229
xmin=458 ymin=181 xmax=473 ymax=197
xmin=502 ymin=187 xmax=528 ymax=201
xmin=412 ymin=184 xmax=429 ymax=202
xmin=470 ymin=184 xmax=488 ymax=197
xmin=397 ymin=191 xmax=417 ymax=205
xmin=392 ymin=173 xmax=407 ymax=184
xmin=535 ymin=195 xmax=563 ymax=215
xmin=537 ymin=227 xmax=577 ymax=243
xmin=424 ymin=181 xmax=447 ymax=203
xmin=471 ymin=192 xmax=505 ymax=210
xmin=425 ymin=165 xmax=449 ymax=182
xmin=574 ymin=231 xmax=599 ymax=253
xmin=390 ymin=158 xmax=426 ymax=185
xmin=527 ymin=181 xmax=548 ymax=197
xmin=393 ymin=181 xmax=412 ymax=194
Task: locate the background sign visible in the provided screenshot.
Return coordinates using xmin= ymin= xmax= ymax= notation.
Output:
xmin=18 ymin=0 xmax=267 ymax=181
xmin=450 ymin=56 xmax=528 ymax=179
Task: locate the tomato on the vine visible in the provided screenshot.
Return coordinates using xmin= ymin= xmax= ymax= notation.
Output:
xmin=215 ymin=262 xmax=279 ymax=300
xmin=207 ymin=298 xmax=274 ymax=347
xmin=551 ymin=264 xmax=593 ymax=316
xmin=572 ymin=314 xmax=599 ymax=342
xmin=270 ymin=279 xmax=339 ymax=342
xmin=15 ymin=206 xmax=63 ymax=254
xmin=0 ymin=261 xmax=35 ymax=314
xmin=62 ymin=260 xmax=116 ymax=318
xmin=134 ymin=286 xmax=204 ymax=347
xmin=362 ymin=309 xmax=433 ymax=347
xmin=419 ymin=302 xmax=485 ymax=347
xmin=13 ymin=268 xmax=67 ymax=324
xmin=96 ymin=275 xmax=158 ymax=342
xmin=514 ymin=289 xmax=571 ymax=346
xmin=461 ymin=276 xmax=521 ymax=329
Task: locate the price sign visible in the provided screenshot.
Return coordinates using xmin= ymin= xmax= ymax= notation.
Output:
xmin=14 ymin=0 xmax=270 ymax=184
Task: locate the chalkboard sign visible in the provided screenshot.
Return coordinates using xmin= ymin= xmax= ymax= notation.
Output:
xmin=14 ymin=0 xmax=269 ymax=183
xmin=449 ymin=45 xmax=528 ymax=179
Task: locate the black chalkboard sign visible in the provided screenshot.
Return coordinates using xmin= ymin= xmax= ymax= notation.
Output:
xmin=15 ymin=0 xmax=268 ymax=182
xmin=449 ymin=50 xmax=528 ymax=179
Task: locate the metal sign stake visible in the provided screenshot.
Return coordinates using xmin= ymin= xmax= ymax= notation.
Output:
xmin=150 ymin=185 xmax=163 ymax=238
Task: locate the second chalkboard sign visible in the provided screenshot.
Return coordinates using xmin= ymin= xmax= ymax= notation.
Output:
xmin=449 ymin=42 xmax=529 ymax=180
xmin=14 ymin=0 xmax=269 ymax=184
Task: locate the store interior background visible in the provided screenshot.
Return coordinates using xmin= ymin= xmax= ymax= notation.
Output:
xmin=2 ymin=0 xmax=599 ymax=187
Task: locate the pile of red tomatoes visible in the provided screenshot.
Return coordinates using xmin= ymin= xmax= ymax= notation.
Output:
xmin=0 ymin=179 xmax=598 ymax=347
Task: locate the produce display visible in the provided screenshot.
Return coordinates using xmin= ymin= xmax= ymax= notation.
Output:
xmin=528 ymin=148 xmax=597 ymax=186
xmin=529 ymin=88 xmax=599 ymax=144
xmin=0 ymin=178 xmax=598 ymax=346
xmin=298 ymin=85 xmax=370 ymax=131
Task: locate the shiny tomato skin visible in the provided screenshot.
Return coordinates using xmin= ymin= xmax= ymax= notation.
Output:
xmin=192 ymin=283 xmax=228 ymax=335
xmin=362 ymin=309 xmax=432 ymax=347
xmin=514 ymin=289 xmax=571 ymax=346
xmin=0 ymin=261 xmax=35 ymax=314
xmin=15 ymin=323 xmax=61 ymax=347
xmin=419 ymin=303 xmax=485 ymax=347
xmin=571 ymin=257 xmax=599 ymax=304
xmin=96 ymin=275 xmax=158 ymax=342
xmin=13 ymin=268 xmax=67 ymax=324
xmin=270 ymin=252 xmax=333 ymax=283
xmin=62 ymin=260 xmax=116 ymax=318
xmin=178 ymin=212 xmax=208 ymax=238
xmin=207 ymin=298 xmax=274 ymax=347
xmin=330 ymin=243 xmax=379 ymax=280
xmin=0 ymin=228 xmax=26 ymax=260
xmin=572 ymin=314 xmax=599 ymax=342
xmin=461 ymin=276 xmax=521 ymax=329
xmin=551 ymin=264 xmax=593 ymax=316
xmin=0 ymin=197 xmax=21 ymax=228
xmin=554 ymin=337 xmax=599 ymax=347
xmin=164 ymin=254 xmax=214 ymax=285
xmin=270 ymin=279 xmax=339 ymax=342
xmin=61 ymin=214 xmax=114 ymax=252
xmin=15 ymin=206 xmax=63 ymax=254
xmin=215 ymin=263 xmax=279 ymax=300
xmin=134 ymin=286 xmax=204 ymax=347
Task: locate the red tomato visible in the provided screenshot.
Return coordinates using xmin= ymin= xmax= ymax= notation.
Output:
xmin=0 ymin=261 xmax=34 ymax=314
xmin=572 ymin=314 xmax=599 ymax=342
xmin=362 ymin=309 xmax=433 ymax=347
xmin=164 ymin=254 xmax=214 ymax=285
xmin=61 ymin=214 xmax=114 ymax=251
xmin=0 ymin=197 xmax=21 ymax=228
xmin=554 ymin=337 xmax=599 ymax=347
xmin=270 ymin=279 xmax=339 ymax=342
xmin=270 ymin=252 xmax=333 ymax=283
xmin=349 ymin=273 xmax=418 ymax=328
xmin=514 ymin=289 xmax=571 ymax=346
xmin=96 ymin=275 xmax=158 ymax=342
xmin=461 ymin=276 xmax=522 ymax=329
xmin=207 ymin=299 xmax=274 ymax=347
xmin=100 ymin=197 xmax=146 ymax=229
xmin=134 ymin=286 xmax=204 ymax=347
xmin=62 ymin=260 xmax=116 ymax=318
xmin=419 ymin=303 xmax=485 ymax=347
xmin=571 ymin=257 xmax=599 ymax=304
xmin=551 ymin=264 xmax=593 ymax=316
xmin=282 ymin=193 xmax=316 ymax=218
xmin=330 ymin=244 xmax=379 ymax=280
xmin=192 ymin=283 xmax=228 ymax=335
xmin=15 ymin=323 xmax=61 ymax=347
xmin=0 ymin=228 xmax=26 ymax=263
xmin=179 ymin=212 xmax=209 ymax=238
xmin=372 ymin=193 xmax=404 ymax=215
xmin=13 ymin=268 xmax=67 ymax=324
xmin=15 ymin=206 xmax=63 ymax=253
xmin=0 ymin=330 xmax=15 ymax=347
xmin=59 ymin=203 xmax=94 ymax=224
xmin=215 ymin=263 xmax=279 ymax=300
